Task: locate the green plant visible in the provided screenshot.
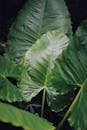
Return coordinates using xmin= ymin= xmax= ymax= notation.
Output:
xmin=0 ymin=0 xmax=87 ymax=130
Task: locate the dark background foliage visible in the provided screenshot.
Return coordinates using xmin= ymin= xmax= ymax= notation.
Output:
xmin=0 ymin=0 xmax=87 ymax=129
xmin=0 ymin=0 xmax=87 ymax=41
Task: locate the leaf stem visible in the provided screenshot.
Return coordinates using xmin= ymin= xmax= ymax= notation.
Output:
xmin=56 ymin=87 xmax=82 ymax=130
xmin=41 ymin=87 xmax=46 ymax=117
xmin=41 ymin=62 xmax=50 ymax=117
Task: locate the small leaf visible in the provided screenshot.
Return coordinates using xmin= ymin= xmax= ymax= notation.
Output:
xmin=0 ymin=55 xmax=18 ymax=77
xmin=0 ymin=102 xmax=55 ymax=130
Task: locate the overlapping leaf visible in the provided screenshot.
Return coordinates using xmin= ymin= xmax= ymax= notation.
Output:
xmin=0 ymin=102 xmax=55 ymax=130
xmin=55 ymin=21 xmax=87 ymax=130
xmin=0 ymin=56 xmax=22 ymax=102
xmin=6 ymin=0 xmax=72 ymax=62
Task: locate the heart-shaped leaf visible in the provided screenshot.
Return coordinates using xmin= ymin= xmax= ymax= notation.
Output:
xmin=18 ymin=30 xmax=72 ymax=113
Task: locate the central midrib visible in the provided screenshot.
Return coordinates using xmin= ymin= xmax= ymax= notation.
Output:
xmin=41 ymin=56 xmax=52 ymax=117
xmin=37 ymin=0 xmax=47 ymax=38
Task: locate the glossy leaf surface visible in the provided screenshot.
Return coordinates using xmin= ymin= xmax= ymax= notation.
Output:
xmin=7 ymin=0 xmax=71 ymax=62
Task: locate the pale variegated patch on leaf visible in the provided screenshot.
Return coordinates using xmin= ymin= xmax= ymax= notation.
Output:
xmin=18 ymin=30 xmax=71 ymax=112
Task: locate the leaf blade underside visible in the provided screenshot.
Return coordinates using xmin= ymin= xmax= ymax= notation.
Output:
xmin=0 ymin=102 xmax=55 ymax=130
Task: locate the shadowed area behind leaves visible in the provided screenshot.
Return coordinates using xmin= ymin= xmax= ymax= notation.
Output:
xmin=0 ymin=0 xmax=87 ymax=41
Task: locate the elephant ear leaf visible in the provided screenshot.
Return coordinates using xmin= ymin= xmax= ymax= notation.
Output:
xmin=6 ymin=0 xmax=72 ymax=62
xmin=67 ymin=19 xmax=87 ymax=130
xmin=0 ymin=56 xmax=22 ymax=102
xmin=18 ymin=30 xmax=72 ymax=112
xmin=55 ymin=21 xmax=87 ymax=130
xmin=0 ymin=102 xmax=55 ymax=130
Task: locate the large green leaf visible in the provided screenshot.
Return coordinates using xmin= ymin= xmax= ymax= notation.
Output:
xmin=0 ymin=102 xmax=55 ymax=130
xmin=0 ymin=56 xmax=22 ymax=102
xmin=6 ymin=0 xmax=72 ymax=62
xmin=68 ymin=79 xmax=87 ymax=130
xmin=67 ymin=20 xmax=87 ymax=130
xmin=18 ymin=30 xmax=74 ymax=112
xmin=55 ymin=21 xmax=87 ymax=130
